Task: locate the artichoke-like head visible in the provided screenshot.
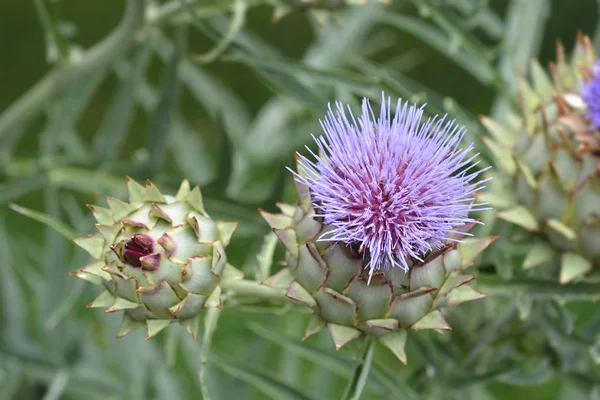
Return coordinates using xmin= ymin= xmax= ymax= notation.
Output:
xmin=260 ymin=95 xmax=495 ymax=363
xmin=482 ymin=33 xmax=600 ymax=283
xmin=71 ymin=178 xmax=240 ymax=339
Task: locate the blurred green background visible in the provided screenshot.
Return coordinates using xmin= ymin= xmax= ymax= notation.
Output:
xmin=1 ymin=1 xmax=599 ymax=399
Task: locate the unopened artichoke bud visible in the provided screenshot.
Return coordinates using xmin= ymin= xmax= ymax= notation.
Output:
xmin=481 ymin=33 xmax=600 ymax=283
xmin=260 ymin=94 xmax=495 ymax=363
xmin=70 ymin=178 xmax=241 ymax=340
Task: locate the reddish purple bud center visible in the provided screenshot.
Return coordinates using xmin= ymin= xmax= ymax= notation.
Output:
xmin=123 ymin=234 xmax=154 ymax=268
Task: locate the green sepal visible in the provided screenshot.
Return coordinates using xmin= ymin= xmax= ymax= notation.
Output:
xmin=110 ymin=273 xmax=139 ymax=303
xmin=295 ymin=244 xmax=328 ymax=293
xmin=378 ymin=330 xmax=408 ymax=365
xmin=87 ymin=290 xmax=114 ymax=308
xmin=389 ymin=291 xmax=432 ymax=328
xmin=277 ymin=203 xmax=296 ymax=217
xmin=321 ymin=243 xmax=362 ymax=292
xmin=286 ymin=281 xmax=317 ymax=307
xmin=410 ymin=258 xmax=445 ymax=289
xmin=262 ymin=268 xmax=294 ymax=289
xmin=303 ymin=313 xmax=326 ymax=340
xmin=138 ymin=280 xmax=180 ymax=319
xmin=459 ymin=236 xmax=497 ymax=268
xmin=294 ymin=215 xmax=321 ymax=244
xmin=95 ymin=224 xmax=122 ymax=244
xmin=274 ymin=228 xmax=299 ymax=258
xmin=442 ymin=249 xmax=462 ymax=272
xmin=145 ymin=319 xmax=173 ymax=340
xmin=411 ymin=310 xmax=450 ymax=331
xmin=482 ymin=137 xmax=516 ymax=175
xmin=446 ymin=285 xmax=487 ymax=307
xmin=70 ymin=269 xmax=104 ymax=285
xmin=222 ymin=264 xmax=244 ymax=281
xmin=74 ymin=260 xmax=110 ymax=281
xmin=480 ymin=116 xmax=517 ymax=147
xmin=327 ymin=323 xmax=361 ymax=350
xmin=169 ymin=293 xmax=206 ymax=319
xmin=522 ymin=241 xmax=555 ymax=270
xmin=87 ymin=205 xmax=113 ymax=225
xmin=530 ymin=59 xmax=553 ymax=98
xmin=204 ymin=285 xmax=222 ymax=308
xmin=547 ymin=219 xmax=577 ymax=241
xmin=126 ymin=177 xmax=145 ymax=204
xmin=175 ymin=179 xmax=191 ymax=200
xmin=315 ymin=288 xmax=358 ymax=326
xmin=116 ymin=313 xmax=145 ymax=339
xmin=106 ymin=196 xmax=137 ymax=220
xmin=106 ymin=297 xmax=140 ymax=313
xmin=358 ymin=318 xmax=398 ymax=337
xmin=560 ymin=253 xmax=592 ymax=284
xmin=180 ymin=314 xmax=200 ymax=339
xmin=217 ymin=221 xmax=238 ymax=246
xmin=144 ymin=180 xmax=167 ymax=203
xmin=73 ymin=236 xmax=105 ymax=259
xmin=344 ymin=275 xmax=392 ymax=322
xmin=150 ymin=204 xmax=172 ymax=223
xmin=516 ymin=159 xmax=537 ymax=188
xmin=180 ymin=256 xmax=218 ymax=295
xmin=260 ymin=209 xmax=293 ymax=230
xmin=185 ymin=186 xmax=204 ymax=212
xmin=437 ymin=271 xmax=475 ymax=297
xmin=498 ymin=206 xmax=539 ymax=231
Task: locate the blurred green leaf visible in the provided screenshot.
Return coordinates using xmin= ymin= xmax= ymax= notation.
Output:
xmin=94 ymin=38 xmax=153 ymax=162
xmin=8 ymin=203 xmax=78 ymax=239
xmin=210 ymin=354 xmax=315 ymax=400
xmin=342 ymin=338 xmax=375 ymax=400
xmin=380 ymin=11 xmax=497 ymax=85
xmin=34 ymin=0 xmax=69 ymax=63
xmin=147 ymin=25 xmax=187 ymax=175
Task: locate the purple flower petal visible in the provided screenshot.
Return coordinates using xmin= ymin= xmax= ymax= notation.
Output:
xmin=581 ymin=61 xmax=600 ymax=129
xmin=294 ymin=93 xmax=489 ymax=280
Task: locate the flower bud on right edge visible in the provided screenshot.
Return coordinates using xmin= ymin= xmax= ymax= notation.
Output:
xmin=481 ymin=33 xmax=600 ymax=284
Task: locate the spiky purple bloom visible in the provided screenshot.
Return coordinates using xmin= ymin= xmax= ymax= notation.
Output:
xmin=295 ymin=94 xmax=489 ymax=279
xmin=581 ymin=60 xmax=600 ymax=129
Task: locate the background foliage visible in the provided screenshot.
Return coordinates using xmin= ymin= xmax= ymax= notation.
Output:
xmin=1 ymin=0 xmax=600 ymax=399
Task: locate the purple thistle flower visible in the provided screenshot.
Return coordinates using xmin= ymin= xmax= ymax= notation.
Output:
xmin=581 ymin=60 xmax=600 ymax=129
xmin=294 ymin=94 xmax=489 ymax=280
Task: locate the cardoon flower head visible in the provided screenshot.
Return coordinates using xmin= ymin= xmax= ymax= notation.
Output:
xmin=581 ymin=60 xmax=600 ymax=129
xmin=295 ymin=94 xmax=489 ymax=279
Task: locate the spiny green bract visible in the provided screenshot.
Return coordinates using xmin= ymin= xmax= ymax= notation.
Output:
xmin=260 ymin=159 xmax=495 ymax=364
xmin=481 ymin=33 xmax=600 ymax=283
xmin=71 ymin=178 xmax=242 ymax=340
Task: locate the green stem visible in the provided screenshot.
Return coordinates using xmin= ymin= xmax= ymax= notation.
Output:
xmin=220 ymin=279 xmax=289 ymax=302
xmin=476 ymin=275 xmax=600 ymax=301
xmin=0 ymin=0 xmax=146 ymax=143
xmin=341 ymin=337 xmax=376 ymax=400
